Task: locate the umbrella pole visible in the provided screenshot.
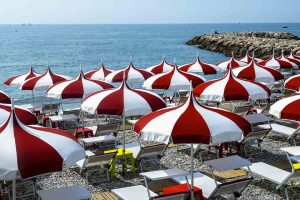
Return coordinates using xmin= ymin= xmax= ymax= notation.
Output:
xmin=32 ymin=90 xmax=34 ymax=104
xmin=12 ymin=179 xmax=16 ymax=200
xmin=190 ymin=144 xmax=195 ymax=200
xmin=122 ymin=112 xmax=126 ymax=175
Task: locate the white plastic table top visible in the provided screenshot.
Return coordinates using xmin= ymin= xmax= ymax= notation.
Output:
xmin=37 ymin=185 xmax=91 ymax=200
xmin=112 ymin=185 xmax=157 ymax=200
xmin=48 ymin=114 xmax=78 ymax=122
xmin=280 ymin=146 xmax=300 ymax=156
xmin=204 ymin=155 xmax=251 ymax=172
xmin=140 ymin=168 xmax=189 ymax=181
xmin=80 ymin=135 xmax=116 ymax=145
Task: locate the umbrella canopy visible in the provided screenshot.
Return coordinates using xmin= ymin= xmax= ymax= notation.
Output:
xmin=81 ymin=80 xmax=166 ymax=116
xmin=0 ymin=107 xmax=85 ymax=180
xmin=146 ymin=59 xmax=174 ymax=74
xmin=4 ymin=67 xmax=40 ymax=86
xmin=232 ymin=60 xmax=284 ymax=84
xmin=0 ymin=103 xmax=38 ymax=125
xmin=134 ymin=91 xmax=251 ymax=144
xmin=258 ymin=54 xmax=294 ymax=69
xmin=193 ymin=69 xmax=271 ymax=102
xmin=20 ymin=67 xmax=71 ymax=91
xmin=287 ymin=52 xmax=300 ymax=61
xmin=105 ymin=62 xmax=153 ymax=83
xmin=143 ymin=65 xmax=206 ymax=90
xmin=277 ymin=52 xmax=299 ymax=68
xmin=46 ymin=71 xmax=114 ymax=99
xmin=0 ymin=91 xmax=11 ymax=104
xmin=269 ymin=95 xmax=300 ymax=122
xmin=239 ymin=52 xmax=263 ymax=64
xmin=216 ymin=57 xmax=247 ymax=71
xmin=179 ymin=56 xmax=221 ymax=75
xmin=84 ymin=63 xmax=113 ymax=80
xmin=285 ymin=74 xmax=300 ymax=91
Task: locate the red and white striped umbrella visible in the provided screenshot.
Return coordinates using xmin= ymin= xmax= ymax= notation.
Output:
xmin=216 ymin=57 xmax=247 ymax=71
xmin=84 ymin=63 xmax=113 ymax=80
xmin=232 ymin=60 xmax=284 ymax=84
xmin=134 ymin=91 xmax=251 ymax=144
xmin=20 ymin=67 xmax=71 ymax=91
xmin=0 ymin=91 xmax=11 ymax=104
xmin=287 ymin=52 xmax=300 ymax=61
xmin=4 ymin=67 xmax=40 ymax=86
xmin=105 ymin=62 xmax=153 ymax=83
xmin=239 ymin=54 xmax=263 ymax=64
xmin=46 ymin=71 xmax=113 ymax=99
xmin=285 ymin=74 xmax=300 ymax=91
xmin=146 ymin=59 xmax=174 ymax=74
xmin=278 ymin=53 xmax=300 ymax=68
xmin=179 ymin=56 xmax=221 ymax=75
xmin=0 ymin=103 xmax=38 ymax=125
xmin=0 ymin=107 xmax=84 ymax=180
xmin=143 ymin=65 xmax=206 ymax=90
xmin=81 ymin=80 xmax=166 ymax=116
xmin=258 ymin=54 xmax=294 ymax=69
xmin=193 ymin=69 xmax=271 ymax=102
xmin=269 ymin=95 xmax=300 ymax=122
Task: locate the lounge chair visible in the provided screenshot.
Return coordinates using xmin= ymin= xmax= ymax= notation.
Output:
xmin=37 ymin=185 xmax=91 ymax=200
xmin=244 ymin=161 xmax=300 ymax=199
xmin=173 ymin=156 xmax=253 ymax=199
xmin=153 ymin=193 xmax=187 ymax=200
xmin=258 ymin=122 xmax=300 ymax=146
xmin=117 ymin=142 xmax=167 ymax=172
xmin=75 ymin=150 xmax=116 ymax=182
xmin=92 ymin=192 xmax=118 ymax=200
xmin=95 ymin=123 xmax=120 ymax=137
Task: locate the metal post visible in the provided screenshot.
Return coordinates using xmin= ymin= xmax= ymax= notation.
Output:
xmin=32 ymin=91 xmax=34 ymax=104
xmin=190 ymin=144 xmax=195 ymax=200
xmin=122 ymin=112 xmax=126 ymax=175
xmin=12 ymin=179 xmax=16 ymax=200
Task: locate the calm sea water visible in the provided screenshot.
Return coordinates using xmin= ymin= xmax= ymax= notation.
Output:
xmin=1 ymin=23 xmax=300 ymax=101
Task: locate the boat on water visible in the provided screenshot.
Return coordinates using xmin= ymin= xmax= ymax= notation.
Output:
xmin=282 ymin=25 xmax=288 ymax=28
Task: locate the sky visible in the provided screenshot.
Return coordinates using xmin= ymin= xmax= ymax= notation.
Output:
xmin=0 ymin=0 xmax=299 ymax=24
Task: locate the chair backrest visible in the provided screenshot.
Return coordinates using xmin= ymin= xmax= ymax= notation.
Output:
xmin=210 ymin=178 xmax=252 ymax=198
xmin=83 ymin=152 xmax=116 ymax=168
xmin=137 ymin=143 xmax=167 ymax=159
xmin=241 ymin=128 xmax=271 ymax=143
xmin=63 ymin=110 xmax=80 ymax=116
xmin=291 ymin=127 xmax=300 ymax=139
xmin=153 ymin=192 xmax=186 ymax=200
xmin=96 ymin=123 xmax=120 ymax=136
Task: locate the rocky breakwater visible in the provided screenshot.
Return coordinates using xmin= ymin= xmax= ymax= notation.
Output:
xmin=187 ymin=32 xmax=300 ymax=59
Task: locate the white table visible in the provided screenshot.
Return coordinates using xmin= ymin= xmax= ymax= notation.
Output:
xmin=112 ymin=185 xmax=157 ymax=200
xmin=37 ymin=185 xmax=91 ymax=200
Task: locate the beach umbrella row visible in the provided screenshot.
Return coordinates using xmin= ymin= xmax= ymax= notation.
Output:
xmin=233 ymin=59 xmax=284 ymax=84
xmin=179 ymin=56 xmax=221 ymax=75
xmin=193 ymin=69 xmax=271 ymax=102
xmin=143 ymin=65 xmax=206 ymax=90
xmin=258 ymin=53 xmax=294 ymax=70
xmin=84 ymin=63 xmax=113 ymax=80
xmin=46 ymin=70 xmax=113 ymax=99
xmin=146 ymin=58 xmax=174 ymax=74
xmin=216 ymin=56 xmax=247 ymax=71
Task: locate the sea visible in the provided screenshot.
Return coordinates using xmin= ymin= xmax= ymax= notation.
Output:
xmin=1 ymin=23 xmax=300 ymax=104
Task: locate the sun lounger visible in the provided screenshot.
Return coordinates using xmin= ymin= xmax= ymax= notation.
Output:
xmin=117 ymin=142 xmax=167 ymax=172
xmin=112 ymin=185 xmax=157 ymax=200
xmin=75 ymin=150 xmax=116 ymax=182
xmin=244 ymin=161 xmax=300 ymax=199
xmin=80 ymin=135 xmax=117 ymax=149
xmin=37 ymin=184 xmax=91 ymax=200
xmin=173 ymin=156 xmax=252 ymax=199
xmin=92 ymin=192 xmax=118 ymax=200
xmin=258 ymin=123 xmax=300 ymax=145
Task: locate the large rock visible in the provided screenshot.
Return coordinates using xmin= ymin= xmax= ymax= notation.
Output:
xmin=187 ymin=32 xmax=300 ymax=59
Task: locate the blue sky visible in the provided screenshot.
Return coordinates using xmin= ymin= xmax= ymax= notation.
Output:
xmin=0 ymin=0 xmax=299 ymax=24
